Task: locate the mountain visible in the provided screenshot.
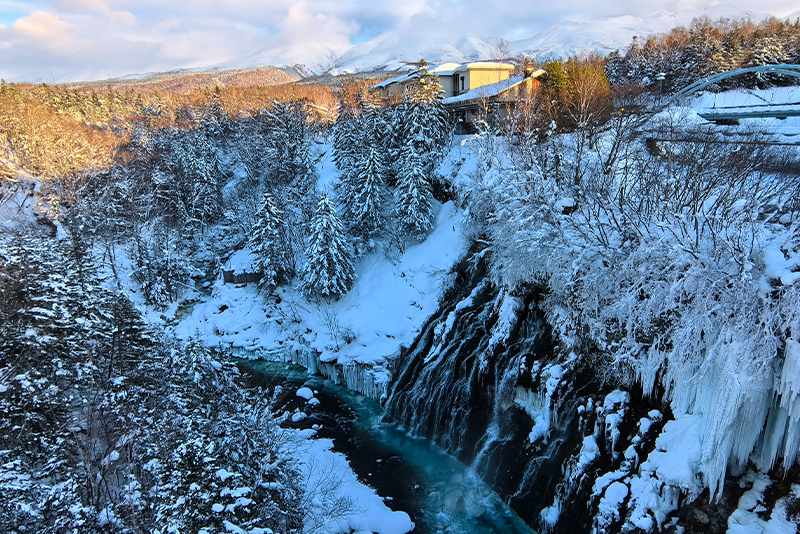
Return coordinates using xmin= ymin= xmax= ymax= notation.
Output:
xmin=65 ymin=66 xmax=298 ymax=93
xmin=314 ymin=5 xmax=772 ymax=74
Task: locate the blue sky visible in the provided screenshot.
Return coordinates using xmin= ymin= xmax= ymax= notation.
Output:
xmin=0 ymin=0 xmax=797 ymax=82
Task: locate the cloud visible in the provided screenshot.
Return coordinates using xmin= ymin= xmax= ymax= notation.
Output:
xmin=0 ymin=0 xmax=796 ymax=82
xmin=13 ymin=10 xmax=75 ymax=49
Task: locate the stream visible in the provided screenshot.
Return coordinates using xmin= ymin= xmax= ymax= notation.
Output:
xmin=237 ymin=358 xmax=536 ymax=534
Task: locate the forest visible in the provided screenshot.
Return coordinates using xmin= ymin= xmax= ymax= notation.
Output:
xmin=1 ymin=14 xmax=800 ymax=534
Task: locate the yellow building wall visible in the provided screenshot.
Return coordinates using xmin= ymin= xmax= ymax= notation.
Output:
xmin=465 ymin=69 xmax=511 ymax=91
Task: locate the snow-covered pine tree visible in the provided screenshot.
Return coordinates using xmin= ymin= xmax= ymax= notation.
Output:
xmin=405 ymin=62 xmax=450 ymax=173
xmin=301 ymin=195 xmax=354 ymax=299
xmin=163 ymin=130 xmax=224 ymax=228
xmin=263 ymin=102 xmax=314 ymax=184
xmin=361 ymin=92 xmax=389 ymax=152
xmin=350 ymin=143 xmax=387 ymax=237
xmin=395 ymin=141 xmax=435 ymax=240
xmin=748 ymin=36 xmax=788 ymax=87
xmin=385 ymin=98 xmax=409 ymax=174
xmin=332 ymin=100 xmax=358 ymax=170
xmin=604 ymin=50 xmax=629 ymax=87
xmin=333 ymin=101 xmax=362 ymax=220
xmin=249 ymin=191 xmax=293 ymax=289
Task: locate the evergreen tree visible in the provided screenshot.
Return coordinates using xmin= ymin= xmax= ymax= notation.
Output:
xmin=604 ymin=50 xmax=629 ymax=86
xmin=263 ymin=102 xmax=313 ymax=183
xmin=748 ymin=36 xmax=788 ymax=87
xmin=395 ymin=141 xmax=435 ymax=240
xmin=361 ymin=94 xmax=389 ymax=152
xmin=385 ymin=98 xmax=409 ymax=174
xmin=332 ymin=101 xmax=362 ymax=220
xmin=332 ymin=100 xmax=359 ymax=170
xmin=249 ymin=191 xmax=293 ymax=289
xmin=412 ymin=60 xmax=444 ymax=105
xmin=165 ymin=130 xmax=224 ymax=228
xmin=403 ymin=61 xmax=450 ymax=173
xmin=349 ymin=144 xmax=387 ymax=237
xmin=301 ymin=195 xmax=354 ymax=299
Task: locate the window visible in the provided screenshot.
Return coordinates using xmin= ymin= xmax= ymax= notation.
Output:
xmin=460 ymin=76 xmax=465 ymax=91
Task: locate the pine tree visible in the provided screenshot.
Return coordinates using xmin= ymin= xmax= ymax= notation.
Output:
xmin=604 ymin=50 xmax=628 ymax=86
xmin=349 ymin=144 xmax=387 ymax=237
xmin=402 ymin=61 xmax=450 ymax=173
xmin=361 ymin=94 xmax=389 ymax=151
xmin=249 ymin=191 xmax=292 ymax=289
xmin=263 ymin=102 xmax=313 ymax=184
xmin=412 ymin=60 xmax=444 ymax=105
xmin=395 ymin=141 xmax=435 ymax=240
xmin=333 ymin=102 xmax=362 ymax=220
xmin=301 ymin=195 xmax=354 ymax=299
xmin=749 ymin=36 xmax=788 ymax=87
xmin=166 ymin=130 xmax=224 ymax=228
xmin=332 ymin=100 xmax=358 ymax=170
xmin=385 ymin=99 xmax=409 ymax=173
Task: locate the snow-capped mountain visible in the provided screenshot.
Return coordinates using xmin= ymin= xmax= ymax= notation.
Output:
xmin=232 ymin=4 xmax=773 ymax=75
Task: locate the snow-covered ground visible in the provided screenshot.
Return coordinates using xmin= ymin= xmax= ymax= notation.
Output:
xmin=172 ymin=199 xmax=467 ymax=392
xmin=295 ymin=428 xmax=414 ymax=534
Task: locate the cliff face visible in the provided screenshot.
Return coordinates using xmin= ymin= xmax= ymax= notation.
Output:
xmin=383 ymin=247 xmax=799 ymax=534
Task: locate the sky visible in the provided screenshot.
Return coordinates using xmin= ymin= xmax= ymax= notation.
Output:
xmin=0 ymin=0 xmax=797 ymax=82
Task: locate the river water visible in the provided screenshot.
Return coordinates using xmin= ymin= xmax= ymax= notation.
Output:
xmin=238 ymin=359 xmax=536 ymax=534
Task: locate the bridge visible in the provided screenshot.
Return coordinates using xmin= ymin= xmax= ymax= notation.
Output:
xmin=696 ymin=101 xmax=800 ymax=121
xmin=631 ymin=64 xmax=800 ymax=130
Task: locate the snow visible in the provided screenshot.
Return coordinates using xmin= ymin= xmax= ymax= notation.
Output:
xmin=540 ymin=499 xmax=561 ymax=529
xmin=692 ymin=86 xmax=800 ymax=142
xmin=598 ymin=482 xmax=629 ymax=520
xmin=602 ymin=390 xmax=630 ymax=459
xmin=300 ymin=437 xmax=414 ymax=534
xmin=576 ymin=435 xmax=600 ymax=473
xmin=617 ymin=415 xmax=704 ymax=531
xmin=173 ymin=199 xmax=468 ymax=398
xmin=487 ymin=291 xmax=522 ymax=351
xmin=223 ymin=248 xmax=259 ymax=276
xmin=727 ymin=471 xmax=799 ymax=534
xmin=763 ymin=239 xmax=800 ymax=286
xmin=291 ymin=412 xmax=307 ymax=423
xmin=640 ymin=415 xmax=703 ymax=496
xmin=369 ymin=63 xmax=463 ymax=91
xmin=296 ymin=387 xmax=314 ymax=400
xmin=516 ymin=363 xmax=566 ymax=444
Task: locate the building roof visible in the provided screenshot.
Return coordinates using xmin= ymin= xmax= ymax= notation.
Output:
xmin=370 ymin=71 xmax=417 ymax=89
xmin=454 ymin=62 xmax=515 ymax=72
xmin=442 ymin=70 xmax=544 ymax=107
xmin=442 ymin=76 xmax=525 ymax=105
xmin=428 ymin=62 xmax=463 ymax=76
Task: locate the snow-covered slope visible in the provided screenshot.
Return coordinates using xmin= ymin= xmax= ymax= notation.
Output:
xmin=508 ymin=6 xmax=769 ymax=60
xmin=324 ymin=5 xmax=770 ymax=74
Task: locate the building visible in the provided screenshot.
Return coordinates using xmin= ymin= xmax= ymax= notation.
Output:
xmin=369 ymin=61 xmax=545 ymax=130
xmin=369 ymin=62 xmax=518 ymax=100
xmin=369 ymin=62 xmax=463 ymax=101
xmin=450 ymin=62 xmax=515 ymax=97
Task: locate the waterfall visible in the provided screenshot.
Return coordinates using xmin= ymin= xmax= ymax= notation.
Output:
xmin=382 ymin=250 xmax=661 ymax=532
